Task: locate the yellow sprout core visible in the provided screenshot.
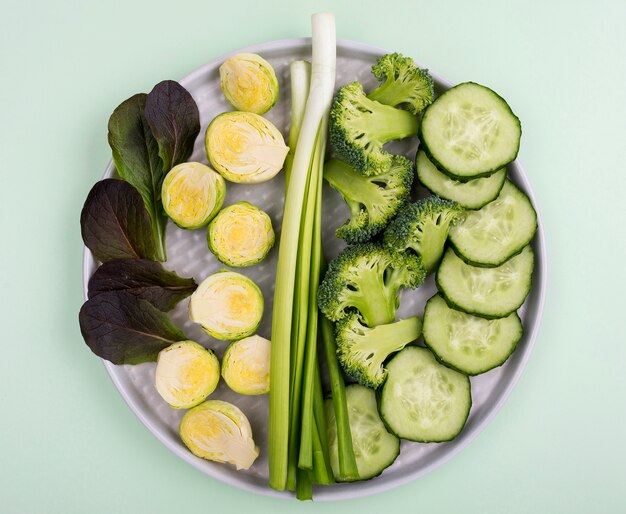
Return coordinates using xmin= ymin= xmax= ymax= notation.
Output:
xmin=155 ymin=341 xmax=220 ymax=409
xmin=161 ymin=162 xmax=226 ymax=229
xmin=222 ymin=335 xmax=271 ymax=395
xmin=219 ymin=53 xmax=279 ymax=115
xmin=205 ymin=112 xmax=289 ymax=184
xmin=188 ymin=271 xmax=264 ymax=340
xmin=208 ymin=202 xmax=275 ymax=267
xmin=180 ymin=400 xmax=259 ymax=470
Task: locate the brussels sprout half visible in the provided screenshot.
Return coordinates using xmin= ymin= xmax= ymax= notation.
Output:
xmin=208 ymin=201 xmax=275 ymax=267
xmin=155 ymin=341 xmax=220 ymax=409
xmin=219 ymin=53 xmax=279 ymax=115
xmin=161 ymin=162 xmax=226 ymax=229
xmin=205 ymin=112 xmax=289 ymax=184
xmin=188 ymin=271 xmax=264 ymax=341
xmin=179 ymin=400 xmax=259 ymax=470
xmin=222 ymin=335 xmax=271 ymax=395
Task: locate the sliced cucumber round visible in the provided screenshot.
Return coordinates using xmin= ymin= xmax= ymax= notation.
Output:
xmin=449 ymin=180 xmax=537 ymax=266
xmin=326 ymin=384 xmax=399 ymax=481
xmin=416 ymin=149 xmax=506 ymax=209
xmin=379 ymin=346 xmax=471 ymax=442
xmin=436 ymin=245 xmax=534 ymax=318
xmin=423 ymin=294 xmax=523 ymax=375
xmin=420 ymin=82 xmax=521 ymax=179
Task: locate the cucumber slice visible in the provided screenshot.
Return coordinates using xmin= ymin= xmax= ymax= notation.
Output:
xmin=420 ymin=82 xmax=521 ymax=179
xmin=416 ymin=149 xmax=506 ymax=209
xmin=326 ymin=384 xmax=399 ymax=481
xmin=379 ymin=346 xmax=471 ymax=442
xmin=449 ymin=180 xmax=537 ymax=266
xmin=436 ymin=246 xmax=534 ymax=318
xmin=423 ymin=294 xmax=523 ymax=375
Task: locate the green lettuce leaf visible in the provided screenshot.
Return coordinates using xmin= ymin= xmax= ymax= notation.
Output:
xmin=80 ymin=179 xmax=158 ymax=262
xmin=87 ymin=259 xmax=197 ymax=311
xmin=107 ymin=83 xmax=200 ymax=261
xmin=108 ymin=93 xmax=167 ymax=261
xmin=79 ymin=291 xmax=187 ymax=364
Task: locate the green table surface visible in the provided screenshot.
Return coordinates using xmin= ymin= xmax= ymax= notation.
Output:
xmin=2 ymin=0 xmax=624 ymax=512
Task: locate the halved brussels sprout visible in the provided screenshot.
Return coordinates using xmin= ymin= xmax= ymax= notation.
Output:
xmin=219 ymin=53 xmax=279 ymax=115
xmin=180 ymin=400 xmax=259 ymax=470
xmin=161 ymin=162 xmax=226 ymax=229
xmin=205 ymin=112 xmax=289 ymax=184
xmin=188 ymin=270 xmax=264 ymax=340
xmin=222 ymin=335 xmax=271 ymax=395
xmin=208 ymin=202 xmax=275 ymax=267
xmin=155 ymin=341 xmax=220 ymax=409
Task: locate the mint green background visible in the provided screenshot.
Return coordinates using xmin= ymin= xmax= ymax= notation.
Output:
xmin=1 ymin=0 xmax=624 ymax=512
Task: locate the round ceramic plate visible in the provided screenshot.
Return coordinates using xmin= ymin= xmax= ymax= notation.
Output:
xmin=82 ymin=38 xmax=547 ymax=500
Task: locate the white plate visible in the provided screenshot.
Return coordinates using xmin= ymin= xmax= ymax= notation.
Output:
xmin=82 ymin=38 xmax=547 ymax=500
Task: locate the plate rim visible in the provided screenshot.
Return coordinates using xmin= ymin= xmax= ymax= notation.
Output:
xmin=82 ymin=37 xmax=548 ymax=501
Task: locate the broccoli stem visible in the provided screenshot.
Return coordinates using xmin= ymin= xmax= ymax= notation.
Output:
xmin=365 ymin=102 xmax=419 ymax=143
xmin=410 ymin=234 xmax=447 ymax=273
xmin=356 ymin=269 xmax=398 ymax=326
xmin=368 ymin=80 xmax=414 ymax=108
xmin=365 ymin=316 xmax=422 ymax=356
xmin=367 ymin=82 xmax=397 ymax=106
xmin=409 ymin=217 xmax=453 ymax=273
xmin=324 ymin=158 xmax=376 ymax=209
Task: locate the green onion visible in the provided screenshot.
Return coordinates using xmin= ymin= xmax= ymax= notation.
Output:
xmin=285 ymin=61 xmax=311 ymax=189
xmin=312 ymin=365 xmax=333 ymax=484
xmin=286 ymin=125 xmax=319 ymax=489
xmin=269 ymin=13 xmax=336 ymax=492
xmin=297 ymin=119 xmax=326 ymax=471
xmin=295 ymin=469 xmax=313 ymax=501
xmin=320 ymin=314 xmax=360 ymax=481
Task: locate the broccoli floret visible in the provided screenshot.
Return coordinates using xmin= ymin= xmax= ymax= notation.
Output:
xmin=384 ymin=196 xmax=463 ymax=273
xmin=329 ymin=82 xmax=419 ymax=175
xmin=368 ymin=53 xmax=435 ymax=115
xmin=336 ymin=312 xmax=422 ymax=389
xmin=324 ymin=156 xmax=414 ymax=244
xmin=318 ymin=242 xmax=426 ymax=327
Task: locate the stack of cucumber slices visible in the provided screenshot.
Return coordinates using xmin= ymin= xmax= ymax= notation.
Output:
xmin=419 ymin=82 xmax=536 ymax=380
xmin=366 ymin=82 xmax=537 ymax=464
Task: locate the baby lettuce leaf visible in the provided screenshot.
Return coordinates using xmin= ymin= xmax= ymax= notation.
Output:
xmin=107 ymin=82 xmax=201 ymax=262
xmin=80 ymin=179 xmax=158 ymax=262
xmin=108 ymin=93 xmax=167 ymax=261
xmin=145 ymin=80 xmax=200 ymax=173
xmin=79 ymin=290 xmax=187 ymax=364
xmin=88 ymin=259 xmax=197 ymax=311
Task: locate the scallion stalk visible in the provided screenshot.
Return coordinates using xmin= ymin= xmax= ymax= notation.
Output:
xmin=311 ymin=417 xmax=333 ymax=485
xmin=287 ymin=126 xmax=320 ymax=489
xmin=298 ymin=122 xmax=326 ymax=470
xmin=286 ymin=126 xmax=320 ymax=488
xmin=285 ymin=61 xmax=311 ymax=189
xmin=295 ymin=468 xmax=313 ymax=501
xmin=269 ymin=13 xmax=336 ymax=492
xmin=320 ymin=314 xmax=360 ymax=481
xmin=312 ymin=364 xmax=333 ymax=484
